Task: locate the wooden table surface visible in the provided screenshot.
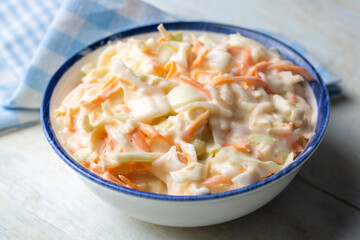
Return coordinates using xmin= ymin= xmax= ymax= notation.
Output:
xmin=1 ymin=0 xmax=359 ymax=239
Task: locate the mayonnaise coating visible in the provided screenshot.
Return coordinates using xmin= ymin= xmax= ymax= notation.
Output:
xmin=54 ymin=24 xmax=315 ymax=195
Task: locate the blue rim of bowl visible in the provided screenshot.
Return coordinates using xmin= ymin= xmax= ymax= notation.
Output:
xmin=41 ymin=21 xmax=330 ymax=201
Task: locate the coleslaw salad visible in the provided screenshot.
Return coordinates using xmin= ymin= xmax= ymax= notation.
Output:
xmin=51 ymin=23 xmax=319 ymax=196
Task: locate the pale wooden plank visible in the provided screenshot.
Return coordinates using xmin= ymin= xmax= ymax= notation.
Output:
xmin=0 ymin=197 xmax=71 ymax=240
xmin=298 ymin=113 xmax=360 ymax=208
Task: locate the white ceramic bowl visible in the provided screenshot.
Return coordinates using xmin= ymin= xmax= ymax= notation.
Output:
xmin=41 ymin=22 xmax=330 ymax=227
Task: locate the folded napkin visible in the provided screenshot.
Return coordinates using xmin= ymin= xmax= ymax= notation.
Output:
xmin=0 ymin=0 xmax=340 ymax=135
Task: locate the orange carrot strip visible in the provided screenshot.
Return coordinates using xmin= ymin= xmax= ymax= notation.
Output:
xmin=114 ymin=104 xmax=131 ymax=113
xmin=141 ymin=48 xmax=157 ymax=56
xmin=90 ymin=111 xmax=98 ymax=123
xmin=117 ymin=78 xmax=136 ymax=89
xmin=109 ymin=162 xmax=151 ymax=175
xmin=285 ymin=122 xmax=294 ymax=130
xmin=102 ymin=171 xmax=127 ymax=187
xmin=90 ymin=162 xmax=103 ymax=175
xmin=118 ymin=175 xmax=141 ymax=190
xmin=101 ymin=136 xmax=111 ymax=157
xmin=177 ymin=152 xmax=189 ymax=165
xmin=85 ymin=78 xmax=133 ymax=110
xmin=269 ymin=64 xmax=314 ymax=80
xmin=240 ymin=48 xmax=252 ymax=75
xmin=203 ymin=175 xmax=232 ymax=187
xmin=192 ymin=70 xmax=219 ymax=82
xmin=139 ymin=123 xmax=174 ymax=146
xmin=64 ymin=107 xmax=75 ymax=132
xmin=246 ymin=61 xmax=272 ymax=76
xmin=212 ymin=75 xmax=263 ymax=86
xmin=151 ymin=60 xmax=165 ymax=77
xmin=156 ymin=135 xmax=175 ymax=147
xmin=293 ymin=142 xmax=304 ymax=152
xmin=227 ymin=46 xmax=242 ymax=57
xmin=84 ymin=96 xmax=102 ymax=111
xmin=165 ymin=62 xmax=177 ymax=79
xmin=165 ymin=61 xmax=187 ymax=80
xmin=223 ymin=141 xmax=251 ymax=153
xmin=180 ymin=75 xmax=212 ymax=100
xmin=131 ymin=128 xmax=151 ymax=152
xmin=101 ymin=135 xmax=123 ymax=158
xmin=192 ymin=49 xmax=208 ymax=68
xmin=287 ymin=93 xmax=297 ymax=104
xmin=104 ymin=76 xmax=135 ymax=91
xmin=191 ymin=41 xmax=203 ymax=55
xmin=102 ymin=76 xmax=134 ymax=96
xmin=182 ymin=110 xmax=210 ymax=142
xmin=212 ymin=75 xmax=273 ymax=94
xmin=138 ymin=123 xmax=159 ymax=138
xmin=157 ymin=37 xmax=166 ymax=44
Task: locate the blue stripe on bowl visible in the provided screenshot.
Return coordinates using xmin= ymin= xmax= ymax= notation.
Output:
xmin=41 ymin=21 xmax=330 ymax=202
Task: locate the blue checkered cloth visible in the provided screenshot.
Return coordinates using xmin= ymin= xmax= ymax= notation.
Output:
xmin=0 ymin=0 xmax=340 ymax=135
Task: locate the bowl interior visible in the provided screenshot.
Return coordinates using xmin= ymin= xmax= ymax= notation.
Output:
xmin=41 ymin=21 xmax=330 ymax=201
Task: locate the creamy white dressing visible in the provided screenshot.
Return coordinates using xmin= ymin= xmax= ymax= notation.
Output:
xmin=54 ymin=25 xmax=316 ymax=195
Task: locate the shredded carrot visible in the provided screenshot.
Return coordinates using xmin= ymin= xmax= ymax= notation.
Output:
xmin=246 ymin=61 xmax=272 ymax=76
xmin=223 ymin=141 xmax=251 ymax=153
xmin=117 ymin=78 xmax=136 ymax=90
xmin=155 ymin=135 xmax=174 ymax=148
xmin=138 ymin=123 xmax=158 ymax=138
xmin=212 ymin=75 xmax=273 ymax=94
xmin=283 ymin=133 xmax=293 ymax=148
xmin=269 ymin=64 xmax=314 ymax=80
xmin=157 ymin=37 xmax=166 ymax=44
xmin=192 ymin=49 xmax=208 ymax=68
xmin=287 ymin=93 xmax=297 ymax=104
xmin=131 ymin=128 xmax=151 ymax=152
xmin=285 ymin=122 xmax=294 ymax=130
xmin=64 ymin=107 xmax=75 ymax=132
xmin=118 ymin=175 xmax=141 ymax=190
xmin=101 ymin=135 xmax=112 ymax=157
xmin=90 ymin=161 xmax=103 ymax=174
xmin=151 ymin=60 xmax=165 ymax=77
xmin=165 ymin=61 xmax=185 ymax=79
xmin=86 ymin=77 xmax=134 ymax=111
xmin=84 ymin=97 xmax=102 ymax=111
xmin=141 ymin=48 xmax=157 ymax=56
xmin=165 ymin=61 xmax=176 ymax=79
xmin=102 ymin=171 xmax=127 ymax=187
xmin=177 ymin=152 xmax=189 ymax=165
xmin=114 ymin=104 xmax=130 ymax=113
xmin=240 ymin=48 xmax=252 ymax=75
xmin=192 ymin=70 xmax=219 ymax=82
xmin=293 ymin=142 xmax=304 ymax=152
xmin=180 ymin=75 xmax=212 ymax=100
xmin=101 ymin=135 xmax=123 ymax=158
xmin=109 ymin=162 xmax=151 ymax=175
xmin=212 ymin=75 xmax=262 ymax=86
xmin=227 ymin=46 xmax=242 ymax=57
xmin=274 ymin=157 xmax=283 ymax=165
xmin=182 ymin=110 xmax=210 ymax=142
xmin=106 ymin=75 xmax=135 ymax=91
xmin=203 ymin=175 xmax=232 ymax=187
xmin=138 ymin=123 xmax=174 ymax=146
xmin=191 ymin=41 xmax=203 ymax=55
xmin=89 ymin=111 xmax=98 ymax=123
